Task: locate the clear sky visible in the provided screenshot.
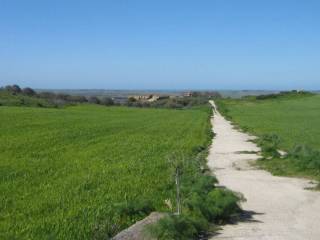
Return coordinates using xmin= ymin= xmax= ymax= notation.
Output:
xmin=1 ymin=0 xmax=320 ymax=90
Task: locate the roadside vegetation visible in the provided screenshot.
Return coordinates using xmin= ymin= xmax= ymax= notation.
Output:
xmin=147 ymin=150 xmax=241 ymax=239
xmin=216 ymin=91 xmax=320 ymax=186
xmin=149 ymin=186 xmax=240 ymax=239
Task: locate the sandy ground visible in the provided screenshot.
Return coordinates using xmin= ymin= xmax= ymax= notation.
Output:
xmin=208 ymin=101 xmax=320 ymax=240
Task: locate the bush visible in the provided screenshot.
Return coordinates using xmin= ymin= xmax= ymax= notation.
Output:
xmin=148 ymin=214 xmax=198 ymax=240
xmin=257 ymin=134 xmax=281 ymax=157
xmin=205 ymin=189 xmax=241 ymax=222
xmin=164 ymin=99 xmax=184 ymax=109
xmin=127 ymin=97 xmax=137 ymax=103
xmin=288 ymin=145 xmax=320 ymax=172
xmin=148 ymin=138 xmax=241 ymax=239
xmin=149 ymin=187 xmax=240 ymax=240
xmin=184 ymin=175 xmax=217 ymax=196
xmin=22 ymin=87 xmax=36 ymax=96
xmin=149 ymin=171 xmax=240 ymax=239
xmin=88 ymin=96 xmax=101 ymax=104
xmin=5 ymin=84 xmax=21 ymax=94
xmin=101 ymin=97 xmax=114 ymax=106
xmin=38 ymin=91 xmax=56 ymax=99
xmin=126 ymin=96 xmax=211 ymax=109
xmin=68 ymin=95 xmax=88 ymax=103
xmin=56 ymin=93 xmax=69 ymax=101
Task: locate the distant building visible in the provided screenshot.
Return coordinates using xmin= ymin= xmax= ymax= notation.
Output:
xmin=148 ymin=95 xmax=160 ymax=102
xmin=129 ymin=95 xmax=152 ymax=101
xmin=129 ymin=94 xmax=170 ymax=102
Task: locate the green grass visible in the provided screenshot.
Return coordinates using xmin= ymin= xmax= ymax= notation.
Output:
xmin=217 ymin=94 xmax=320 ymax=150
xmin=217 ymin=94 xmax=320 ymax=182
xmin=0 ymin=105 xmax=212 ymax=239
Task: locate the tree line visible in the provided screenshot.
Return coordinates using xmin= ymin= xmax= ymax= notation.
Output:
xmin=1 ymin=84 xmax=115 ymax=106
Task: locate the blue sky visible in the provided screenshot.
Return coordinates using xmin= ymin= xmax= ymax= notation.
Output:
xmin=1 ymin=0 xmax=320 ymax=90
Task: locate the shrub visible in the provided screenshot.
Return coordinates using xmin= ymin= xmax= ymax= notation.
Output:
xmin=22 ymin=87 xmax=36 ymax=96
xmin=88 ymin=96 xmax=101 ymax=104
xmin=68 ymin=95 xmax=88 ymax=103
xmin=164 ymin=99 xmax=184 ymax=109
xmin=38 ymin=91 xmax=56 ymax=99
xmin=257 ymin=134 xmax=281 ymax=158
xmin=148 ymin=214 xmax=198 ymax=240
xmin=288 ymin=145 xmax=320 ymax=172
xmin=147 ymin=137 xmax=241 ymax=239
xmin=149 ymin=171 xmax=240 ymax=239
xmin=5 ymin=84 xmax=21 ymax=94
xmin=101 ymin=97 xmax=114 ymax=106
xmin=127 ymin=97 xmax=136 ymax=103
xmin=126 ymin=95 xmax=211 ymax=109
xmin=149 ymin=187 xmax=240 ymax=239
xmin=205 ymin=188 xmax=241 ymax=223
xmin=184 ymin=175 xmax=217 ymax=196
xmin=56 ymin=93 xmax=69 ymax=101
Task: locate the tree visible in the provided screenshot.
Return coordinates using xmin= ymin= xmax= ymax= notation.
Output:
xmin=128 ymin=97 xmax=137 ymax=102
xmin=22 ymin=87 xmax=36 ymax=96
xmin=5 ymin=84 xmax=21 ymax=94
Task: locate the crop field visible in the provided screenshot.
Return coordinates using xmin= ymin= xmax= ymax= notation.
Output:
xmin=0 ymin=105 xmax=211 ymax=239
xmin=217 ymin=94 xmax=320 ymax=180
xmin=217 ymin=94 xmax=320 ymax=150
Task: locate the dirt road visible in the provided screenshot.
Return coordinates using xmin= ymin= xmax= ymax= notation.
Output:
xmin=208 ymin=100 xmax=320 ymax=240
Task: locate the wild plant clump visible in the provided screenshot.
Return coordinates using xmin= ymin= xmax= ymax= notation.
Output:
xmin=288 ymin=145 xmax=320 ymax=173
xmin=257 ymin=134 xmax=281 ymax=158
xmin=148 ymin=151 xmax=241 ymax=240
xmin=148 ymin=177 xmax=241 ymax=240
xmin=257 ymin=136 xmax=320 ymax=182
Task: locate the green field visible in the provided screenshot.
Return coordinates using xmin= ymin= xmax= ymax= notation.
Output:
xmin=217 ymin=94 xmax=320 ymax=181
xmin=217 ymin=94 xmax=320 ymax=149
xmin=0 ymin=105 xmax=211 ymax=239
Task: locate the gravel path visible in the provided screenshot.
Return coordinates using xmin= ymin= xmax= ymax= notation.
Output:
xmin=208 ymin=101 xmax=320 ymax=240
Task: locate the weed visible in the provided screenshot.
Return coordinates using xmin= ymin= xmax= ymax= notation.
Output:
xmin=257 ymin=134 xmax=281 ymax=158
